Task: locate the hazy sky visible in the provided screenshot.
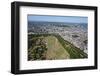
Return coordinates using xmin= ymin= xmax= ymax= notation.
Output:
xmin=28 ymin=15 xmax=88 ymax=23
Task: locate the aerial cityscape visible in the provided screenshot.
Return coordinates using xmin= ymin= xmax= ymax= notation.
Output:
xmin=28 ymin=15 xmax=88 ymax=61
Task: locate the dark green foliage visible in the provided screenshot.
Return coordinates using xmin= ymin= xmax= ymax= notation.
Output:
xmin=28 ymin=35 xmax=47 ymax=60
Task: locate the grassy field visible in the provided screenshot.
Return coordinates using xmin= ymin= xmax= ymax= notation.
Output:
xmin=28 ymin=34 xmax=87 ymax=60
xmin=44 ymin=36 xmax=70 ymax=59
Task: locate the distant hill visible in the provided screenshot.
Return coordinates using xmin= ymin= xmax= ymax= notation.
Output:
xmin=28 ymin=21 xmax=87 ymax=29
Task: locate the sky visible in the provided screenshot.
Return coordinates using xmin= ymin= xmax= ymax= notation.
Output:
xmin=28 ymin=15 xmax=88 ymax=23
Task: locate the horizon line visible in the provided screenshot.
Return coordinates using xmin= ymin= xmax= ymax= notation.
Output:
xmin=28 ymin=20 xmax=88 ymax=24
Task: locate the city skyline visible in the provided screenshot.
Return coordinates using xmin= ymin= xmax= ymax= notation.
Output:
xmin=28 ymin=15 xmax=88 ymax=23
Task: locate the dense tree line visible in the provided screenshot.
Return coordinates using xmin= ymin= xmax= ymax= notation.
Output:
xmin=53 ymin=34 xmax=87 ymax=58
xmin=28 ymin=35 xmax=47 ymax=60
